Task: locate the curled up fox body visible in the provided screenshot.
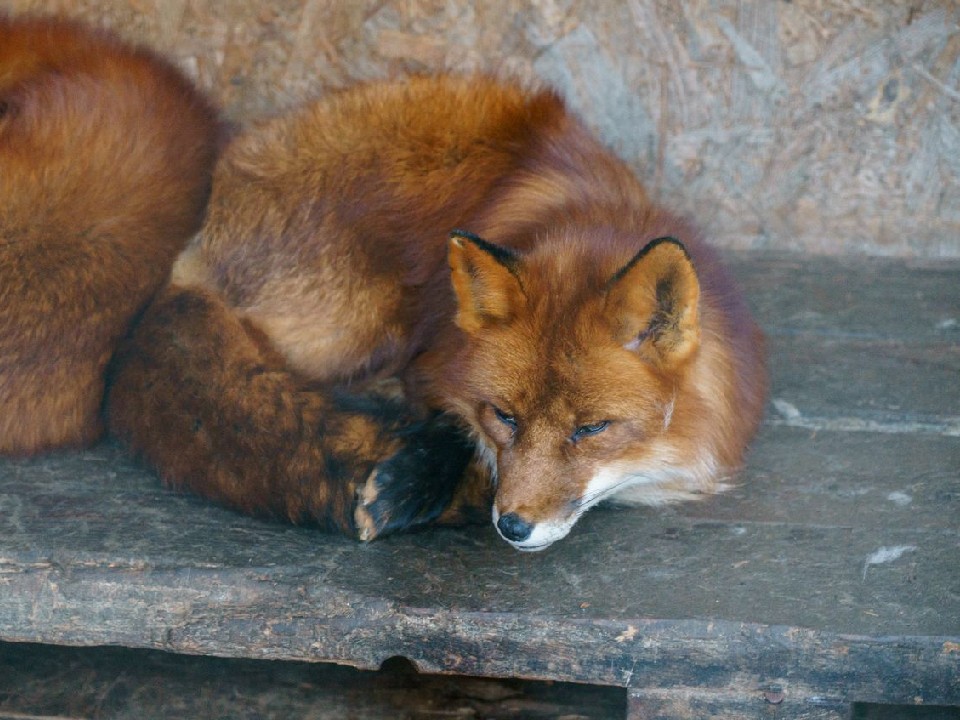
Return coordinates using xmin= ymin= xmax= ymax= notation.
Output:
xmin=1 ymin=18 xmax=767 ymax=551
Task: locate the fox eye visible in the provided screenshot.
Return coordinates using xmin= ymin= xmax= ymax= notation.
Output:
xmin=493 ymin=406 xmax=517 ymax=431
xmin=572 ymin=420 xmax=609 ymax=441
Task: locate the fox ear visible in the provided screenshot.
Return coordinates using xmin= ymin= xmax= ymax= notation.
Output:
xmin=605 ymin=237 xmax=701 ymax=366
xmin=449 ymin=230 xmax=524 ymax=333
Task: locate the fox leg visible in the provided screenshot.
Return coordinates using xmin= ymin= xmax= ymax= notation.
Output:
xmin=354 ymin=441 xmax=494 ymax=539
xmin=106 ymin=285 xmax=473 ymax=538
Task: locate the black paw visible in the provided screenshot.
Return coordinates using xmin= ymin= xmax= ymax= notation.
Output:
xmin=355 ymin=416 xmax=474 ymax=541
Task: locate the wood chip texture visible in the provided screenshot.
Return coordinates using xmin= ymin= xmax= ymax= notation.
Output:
xmin=8 ymin=0 xmax=959 ymax=257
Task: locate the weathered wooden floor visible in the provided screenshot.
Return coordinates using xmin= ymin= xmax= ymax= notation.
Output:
xmin=0 ymin=253 xmax=958 ymax=719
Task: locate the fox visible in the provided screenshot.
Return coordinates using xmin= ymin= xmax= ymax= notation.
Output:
xmin=107 ymin=75 xmax=768 ymax=551
xmin=0 ymin=16 xmax=220 ymax=454
xmin=1 ymin=17 xmax=766 ymax=551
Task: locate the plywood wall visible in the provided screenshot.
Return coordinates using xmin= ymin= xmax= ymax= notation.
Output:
xmin=7 ymin=0 xmax=960 ymax=257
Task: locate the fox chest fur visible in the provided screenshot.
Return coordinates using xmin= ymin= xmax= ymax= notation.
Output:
xmin=169 ymin=75 xmax=767 ymax=550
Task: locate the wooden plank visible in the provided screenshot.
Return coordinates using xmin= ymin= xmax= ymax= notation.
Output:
xmin=0 ymin=253 xmax=957 ymax=712
xmin=727 ymin=254 xmax=960 ymax=343
xmin=852 ymin=705 xmax=960 ymax=720
xmin=766 ymin=336 xmax=960 ymax=435
xmin=1 ymin=430 xmax=957 ymax=635
xmin=0 ymin=441 xmax=957 ymax=707
xmin=0 ymin=641 xmax=626 ymax=720
xmin=0 ymin=642 xmax=948 ymax=720
xmin=680 ymin=425 xmax=959 ymax=531
xmin=733 ymin=253 xmax=960 ymax=434
xmin=628 ymin=686 xmax=848 ymax=720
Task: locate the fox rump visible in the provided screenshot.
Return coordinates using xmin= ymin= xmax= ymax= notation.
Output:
xmin=0 ymin=16 xmax=220 ymax=454
xmin=0 ymin=19 xmax=766 ymax=550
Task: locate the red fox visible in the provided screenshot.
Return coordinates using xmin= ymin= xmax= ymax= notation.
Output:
xmin=1 ymin=18 xmax=766 ymax=550
xmin=0 ymin=16 xmax=220 ymax=454
xmin=107 ymin=76 xmax=768 ymax=550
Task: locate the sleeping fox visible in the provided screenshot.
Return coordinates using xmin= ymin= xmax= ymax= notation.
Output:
xmin=1 ymin=18 xmax=767 ymax=551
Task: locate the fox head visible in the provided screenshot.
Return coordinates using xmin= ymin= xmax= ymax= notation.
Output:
xmin=443 ymin=229 xmax=708 ymax=551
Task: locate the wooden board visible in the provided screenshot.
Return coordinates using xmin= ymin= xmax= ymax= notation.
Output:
xmin=0 ymin=253 xmax=958 ymax=719
xmin=6 ymin=1 xmax=960 ymax=258
xmin=0 ymin=642 xmax=627 ymax=720
xmin=1 ymin=644 xmax=955 ymax=720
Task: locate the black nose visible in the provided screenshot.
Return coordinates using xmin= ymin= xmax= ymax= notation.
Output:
xmin=497 ymin=512 xmax=533 ymax=542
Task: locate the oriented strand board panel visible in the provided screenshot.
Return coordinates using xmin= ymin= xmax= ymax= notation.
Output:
xmin=6 ymin=0 xmax=960 ymax=257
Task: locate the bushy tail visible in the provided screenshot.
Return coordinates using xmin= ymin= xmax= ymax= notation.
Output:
xmin=106 ymin=285 xmax=476 ymax=538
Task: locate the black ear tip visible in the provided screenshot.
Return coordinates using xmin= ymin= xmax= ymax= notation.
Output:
xmin=607 ymin=236 xmax=696 ymax=289
xmin=449 ymin=229 xmax=520 ymax=269
xmin=450 ymin=228 xmax=485 ymax=244
xmin=645 ymin=236 xmax=691 ymax=259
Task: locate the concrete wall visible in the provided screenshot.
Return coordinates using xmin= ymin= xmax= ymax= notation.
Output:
xmin=8 ymin=0 xmax=960 ymax=257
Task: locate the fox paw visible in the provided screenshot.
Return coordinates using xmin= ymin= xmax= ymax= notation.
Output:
xmin=354 ymin=418 xmax=474 ymax=541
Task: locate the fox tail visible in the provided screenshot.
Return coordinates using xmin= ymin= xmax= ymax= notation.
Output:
xmin=106 ymin=284 xmax=476 ymax=538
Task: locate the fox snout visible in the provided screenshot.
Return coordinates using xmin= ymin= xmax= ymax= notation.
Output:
xmin=492 ymin=503 xmax=582 ymax=551
xmin=491 ymin=470 xmax=586 ymax=551
xmin=488 ymin=445 xmax=586 ymax=551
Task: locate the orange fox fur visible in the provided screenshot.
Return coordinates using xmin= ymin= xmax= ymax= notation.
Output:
xmin=110 ymin=76 xmax=767 ymax=549
xmin=0 ymin=18 xmax=766 ymax=549
xmin=0 ymin=16 xmax=220 ymax=454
